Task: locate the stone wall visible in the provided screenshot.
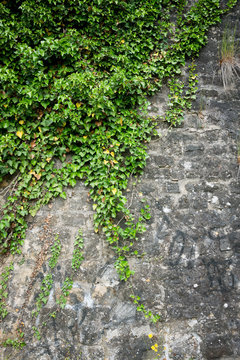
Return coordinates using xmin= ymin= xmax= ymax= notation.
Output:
xmin=1 ymin=4 xmax=240 ymax=360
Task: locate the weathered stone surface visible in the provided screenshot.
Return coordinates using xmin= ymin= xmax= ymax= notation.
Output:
xmin=1 ymin=4 xmax=240 ymax=360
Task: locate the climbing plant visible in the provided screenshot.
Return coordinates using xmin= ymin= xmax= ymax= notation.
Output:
xmin=0 ymin=0 xmax=237 ymax=282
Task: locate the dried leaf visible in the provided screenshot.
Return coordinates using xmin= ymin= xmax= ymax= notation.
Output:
xmin=34 ymin=172 xmax=41 ymax=180
xmin=30 ymin=140 xmax=36 ymax=149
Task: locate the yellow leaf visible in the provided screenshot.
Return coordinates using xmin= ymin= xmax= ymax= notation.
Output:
xmin=46 ymin=157 xmax=52 ymax=163
xmin=54 ymin=136 xmax=58 ymax=141
xmin=38 ymin=127 xmax=42 ymax=133
xmin=16 ymin=130 xmax=24 ymax=139
xmin=104 ymin=160 xmax=108 ymax=165
xmin=112 ymin=188 xmax=117 ymax=195
xmin=110 ymin=151 xmax=114 ymax=157
xmin=19 ymin=120 xmax=24 ymax=125
xmin=83 ymin=135 xmax=88 ymax=139
xmin=119 ymin=118 xmax=123 ymax=126
xmin=103 ymin=149 xmax=109 ymax=154
xmin=93 ymin=204 xmax=97 ymax=211
xmin=120 ymin=39 xmax=125 ymax=44
xmin=3 ymin=104 xmax=8 ymax=108
xmin=113 ymin=159 xmax=118 ymax=164
xmin=76 ymin=102 xmax=82 ymax=108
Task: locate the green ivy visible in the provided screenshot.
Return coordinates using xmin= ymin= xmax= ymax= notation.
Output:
xmin=130 ymin=294 xmax=160 ymax=323
xmin=1 ymin=337 xmax=26 ymax=349
xmin=32 ymin=274 xmax=53 ymax=318
xmin=165 ymin=62 xmax=198 ymax=126
xmin=72 ymin=229 xmax=84 ymax=272
xmin=56 ymin=277 xmax=73 ymax=309
xmin=48 ymin=235 xmax=62 ymax=269
xmin=0 ymin=0 xmax=237 ymax=282
xmin=32 ymin=235 xmax=61 ymax=317
xmin=0 ymin=262 xmax=13 ymax=320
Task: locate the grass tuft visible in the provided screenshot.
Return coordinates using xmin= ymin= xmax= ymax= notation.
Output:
xmin=220 ymin=24 xmax=240 ymax=89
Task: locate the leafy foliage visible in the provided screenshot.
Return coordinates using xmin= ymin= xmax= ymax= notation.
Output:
xmin=32 ymin=274 xmax=53 ymax=317
xmin=48 ymin=235 xmax=62 ymax=269
xmin=1 ymin=337 xmax=26 ymax=349
xmin=32 ymin=235 xmax=61 ymax=317
xmin=130 ymin=294 xmax=160 ymax=323
xmin=0 ymin=262 xmax=13 ymax=320
xmin=32 ymin=326 xmax=41 ymax=341
xmin=72 ymin=229 xmax=84 ymax=272
xmin=32 ymin=230 xmax=84 ymax=322
xmin=56 ymin=277 xmax=73 ymax=309
xmin=0 ymin=0 xmax=237 ymax=280
xmin=166 ymin=62 xmax=198 ymax=126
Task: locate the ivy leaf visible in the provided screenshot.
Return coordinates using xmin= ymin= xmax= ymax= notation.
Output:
xmin=16 ymin=130 xmax=24 ymax=139
xmin=60 ymin=192 xmax=66 ymax=199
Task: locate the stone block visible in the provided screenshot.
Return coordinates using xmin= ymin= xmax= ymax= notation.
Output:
xmin=185 ymin=144 xmax=205 ymax=156
xmin=166 ymin=182 xmax=180 ymax=193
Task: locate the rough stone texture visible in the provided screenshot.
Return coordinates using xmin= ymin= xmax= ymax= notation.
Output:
xmin=1 ymin=5 xmax=240 ymax=360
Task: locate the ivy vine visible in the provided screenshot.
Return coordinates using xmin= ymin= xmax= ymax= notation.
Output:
xmin=0 ymin=0 xmax=237 ymax=282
